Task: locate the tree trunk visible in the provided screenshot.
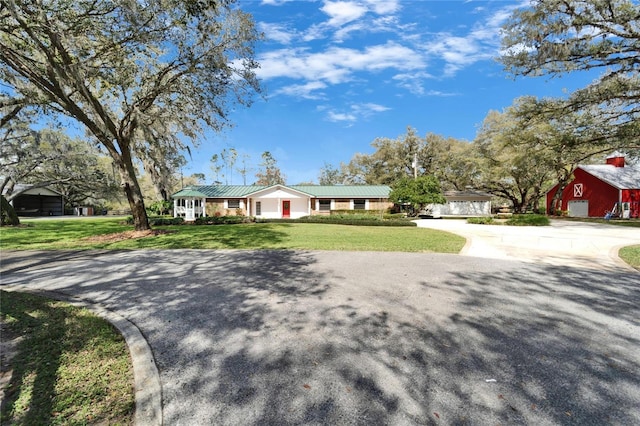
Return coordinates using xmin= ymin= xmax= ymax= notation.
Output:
xmin=549 ymin=168 xmax=573 ymax=216
xmin=115 ymin=147 xmax=150 ymax=231
xmin=1 ymin=195 xmax=20 ymax=226
xmin=549 ymin=186 xmax=565 ymax=216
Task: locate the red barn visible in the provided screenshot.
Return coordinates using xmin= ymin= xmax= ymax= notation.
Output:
xmin=546 ymin=153 xmax=640 ymax=219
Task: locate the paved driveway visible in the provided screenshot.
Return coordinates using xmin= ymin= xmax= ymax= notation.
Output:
xmin=416 ymin=218 xmax=640 ymax=271
xmin=1 ymin=222 xmax=639 ymax=425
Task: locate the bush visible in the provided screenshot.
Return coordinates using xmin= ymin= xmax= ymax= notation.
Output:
xmin=330 ymin=209 xmax=384 ymax=216
xmin=147 ymin=200 xmax=172 ymax=215
xmin=257 ymin=215 xmax=416 ymax=227
xmin=504 ymin=214 xmax=550 ymax=226
xmin=150 ymin=216 xmax=184 ymax=226
xmin=467 ymin=216 xmax=494 ymax=225
xmin=195 ymin=215 xmax=252 ymax=225
xmin=124 ymin=215 xmax=184 ymax=226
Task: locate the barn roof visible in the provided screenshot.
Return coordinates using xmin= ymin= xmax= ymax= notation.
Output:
xmin=579 ymin=164 xmax=640 ymax=190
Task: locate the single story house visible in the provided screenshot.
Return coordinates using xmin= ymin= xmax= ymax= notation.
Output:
xmin=430 ymin=190 xmax=493 ymax=217
xmin=172 ymin=184 xmax=393 ymax=220
xmin=545 ymin=153 xmax=640 ymax=218
xmin=4 ymin=184 xmax=64 ymax=216
xmin=172 ymin=184 xmax=494 ymax=221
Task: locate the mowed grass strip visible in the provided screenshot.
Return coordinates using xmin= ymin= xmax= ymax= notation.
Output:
xmin=0 ymin=218 xmax=466 ymax=253
xmin=0 ymin=290 xmax=135 ymax=425
xmin=619 ymin=245 xmax=640 ymax=271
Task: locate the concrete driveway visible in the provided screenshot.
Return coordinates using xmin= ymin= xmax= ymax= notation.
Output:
xmin=416 ymin=218 xmax=640 ymax=271
xmin=1 ymin=222 xmax=639 ymax=425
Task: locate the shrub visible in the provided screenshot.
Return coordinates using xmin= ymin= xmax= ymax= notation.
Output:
xmin=467 ymin=216 xmax=494 ymax=225
xmin=257 ymin=216 xmax=416 ymax=227
xmin=124 ymin=215 xmax=184 ymax=226
xmin=150 ymin=216 xmax=184 ymax=226
xmin=505 ymin=214 xmax=550 ymax=226
xmin=195 ymin=215 xmax=252 ymax=225
xmin=147 ymin=200 xmax=172 ymax=215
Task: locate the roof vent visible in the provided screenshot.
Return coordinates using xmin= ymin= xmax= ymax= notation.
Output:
xmin=606 ymin=152 xmax=625 ymax=168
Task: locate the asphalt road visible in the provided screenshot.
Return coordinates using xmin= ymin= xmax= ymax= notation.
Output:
xmin=1 ymin=223 xmax=639 ymax=425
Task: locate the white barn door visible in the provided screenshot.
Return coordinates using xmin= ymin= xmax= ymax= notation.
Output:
xmin=568 ymin=200 xmax=589 ymax=217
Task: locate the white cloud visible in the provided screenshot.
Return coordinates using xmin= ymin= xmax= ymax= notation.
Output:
xmin=324 ymin=102 xmax=390 ymax=124
xmin=275 ymin=81 xmax=328 ymax=99
xmin=304 ymin=0 xmax=402 ymax=42
xmin=321 ymin=1 xmax=368 ymax=27
xmin=256 ymin=1 xmax=520 ymax=100
xmin=327 ymin=111 xmax=357 ymax=123
xmin=261 ymin=0 xmax=295 ymax=5
xmin=364 ymin=0 xmax=400 ymax=15
xmin=354 ymin=102 xmax=390 ymax=113
xmin=259 ymin=22 xmax=296 ymax=44
xmin=256 ymin=42 xmax=425 ymax=84
xmin=423 ymin=3 xmax=518 ymax=76
xmin=392 ymin=72 xmax=433 ymax=95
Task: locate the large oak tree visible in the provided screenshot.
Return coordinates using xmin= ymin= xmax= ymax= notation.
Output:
xmin=1 ymin=0 xmax=261 ymax=230
xmin=500 ymin=0 xmax=639 ymax=129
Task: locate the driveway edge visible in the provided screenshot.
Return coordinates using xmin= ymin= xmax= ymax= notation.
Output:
xmin=611 ymin=244 xmax=640 ymax=273
xmin=1 ymin=285 xmax=163 ymax=426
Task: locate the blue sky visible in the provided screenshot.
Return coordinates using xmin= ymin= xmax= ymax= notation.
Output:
xmin=186 ymin=0 xmax=598 ymax=185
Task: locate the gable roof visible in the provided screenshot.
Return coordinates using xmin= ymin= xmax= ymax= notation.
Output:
xmin=2 ymin=184 xmax=63 ymax=197
xmin=579 ymin=164 xmax=640 ymax=190
xmin=172 ymin=184 xmax=391 ymax=199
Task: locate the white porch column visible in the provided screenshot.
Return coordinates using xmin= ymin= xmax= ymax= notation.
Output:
xmin=202 ymin=198 xmax=206 ymax=217
xmin=173 ymin=199 xmax=177 ymax=218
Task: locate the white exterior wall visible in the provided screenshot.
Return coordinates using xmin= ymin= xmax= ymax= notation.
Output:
xmin=251 ymin=187 xmax=311 ymax=219
xmin=432 ymin=200 xmax=491 ymax=216
xmin=255 ymin=198 xmax=280 ymax=218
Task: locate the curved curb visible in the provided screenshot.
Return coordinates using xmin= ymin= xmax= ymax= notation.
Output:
xmin=0 ymin=285 xmax=163 ymax=426
xmin=610 ymin=244 xmax=640 ymax=273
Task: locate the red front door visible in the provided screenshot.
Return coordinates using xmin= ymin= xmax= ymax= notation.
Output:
xmin=282 ymin=200 xmax=290 ymax=218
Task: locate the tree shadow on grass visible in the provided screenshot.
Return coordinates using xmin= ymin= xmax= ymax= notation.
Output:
xmin=0 ymin=291 xmax=134 ymax=424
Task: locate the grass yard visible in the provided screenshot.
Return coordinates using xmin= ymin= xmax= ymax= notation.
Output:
xmin=0 ymin=290 xmax=135 ymax=425
xmin=0 ymin=218 xmax=466 ymax=253
xmin=619 ymin=245 xmax=640 ymax=271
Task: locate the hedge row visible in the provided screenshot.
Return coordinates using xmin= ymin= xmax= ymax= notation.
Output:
xmin=127 ymin=215 xmax=416 ymax=227
xmin=195 ymin=216 xmax=252 ymax=225
xmin=257 ymin=216 xmax=416 ymax=227
xmin=504 ymin=214 xmax=550 ymax=226
xmin=125 ymin=216 xmax=184 ymax=226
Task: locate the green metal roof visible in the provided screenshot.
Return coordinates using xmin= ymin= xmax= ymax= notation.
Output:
xmin=172 ymin=184 xmax=391 ymax=199
xmin=290 ymin=185 xmax=391 ymax=198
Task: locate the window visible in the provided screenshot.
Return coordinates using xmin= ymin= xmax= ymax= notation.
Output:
xmin=319 ymin=199 xmax=331 ymax=211
xmin=227 ymin=199 xmax=240 ymax=209
xmin=353 ymin=199 xmax=366 ymax=210
xmin=256 ymin=201 xmax=262 ymax=216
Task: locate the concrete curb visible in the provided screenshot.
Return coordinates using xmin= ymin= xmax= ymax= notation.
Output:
xmin=1 ymin=285 xmax=163 ymax=426
xmin=610 ymin=244 xmax=640 ymax=273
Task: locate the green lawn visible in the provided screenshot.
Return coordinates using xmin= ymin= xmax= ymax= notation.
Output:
xmin=619 ymin=245 xmax=640 ymax=271
xmin=0 ymin=218 xmax=466 ymax=253
xmin=0 ymin=290 xmax=134 ymax=425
